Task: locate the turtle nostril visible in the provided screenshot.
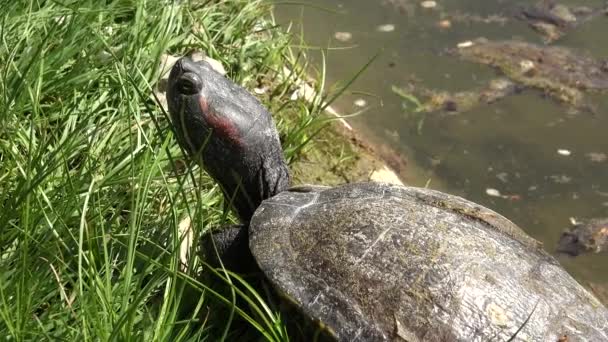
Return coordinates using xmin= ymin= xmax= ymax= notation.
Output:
xmin=176 ymin=57 xmax=196 ymax=73
xmin=173 ymin=58 xmax=185 ymax=72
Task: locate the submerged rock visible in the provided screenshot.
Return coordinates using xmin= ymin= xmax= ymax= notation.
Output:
xmin=517 ymin=2 xmax=607 ymax=43
xmin=406 ymin=77 xmax=520 ymax=114
xmin=397 ymin=39 xmax=608 ymax=114
xmin=454 ymin=39 xmax=608 ymax=111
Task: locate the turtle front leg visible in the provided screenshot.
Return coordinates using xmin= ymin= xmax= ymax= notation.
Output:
xmin=201 ymin=225 xmax=257 ymax=273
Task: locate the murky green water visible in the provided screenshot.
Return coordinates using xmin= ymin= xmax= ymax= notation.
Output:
xmin=275 ymin=1 xmax=608 ymax=287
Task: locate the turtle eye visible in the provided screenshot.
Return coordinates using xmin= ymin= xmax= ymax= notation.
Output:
xmin=177 ymin=76 xmax=199 ymax=95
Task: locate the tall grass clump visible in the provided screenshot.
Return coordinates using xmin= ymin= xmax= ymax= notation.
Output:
xmin=0 ymin=0 xmax=328 ymax=340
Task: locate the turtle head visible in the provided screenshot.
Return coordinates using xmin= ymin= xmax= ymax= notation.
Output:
xmin=167 ymin=57 xmax=290 ymax=222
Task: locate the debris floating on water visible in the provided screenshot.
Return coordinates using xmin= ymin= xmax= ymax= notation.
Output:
xmin=557 ymin=149 xmax=572 ymax=156
xmin=354 ymin=99 xmax=367 ymax=107
xmin=437 ymin=20 xmax=451 ymax=29
xmin=420 ymin=1 xmax=437 ymax=9
xmin=496 ymin=172 xmax=509 ymax=183
xmin=486 ymin=188 xmax=521 ymax=200
xmin=334 ymin=31 xmax=352 ymax=42
xmin=586 ymin=152 xmax=607 ymax=162
xmin=457 ymin=40 xmax=474 ymax=48
xmin=550 ymin=174 xmax=572 ymax=184
xmin=377 ymin=24 xmax=395 ymax=32
xmin=486 ymin=188 xmax=502 ymax=197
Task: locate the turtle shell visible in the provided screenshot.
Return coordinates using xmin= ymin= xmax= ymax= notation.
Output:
xmin=249 ymin=182 xmax=608 ymax=341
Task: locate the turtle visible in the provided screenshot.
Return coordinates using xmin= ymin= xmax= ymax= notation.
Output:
xmin=166 ymin=57 xmax=608 ymax=341
xmin=557 ymin=217 xmax=608 ymax=256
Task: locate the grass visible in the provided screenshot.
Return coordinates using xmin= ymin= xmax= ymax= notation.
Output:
xmin=391 ymin=85 xmax=427 ymax=135
xmin=0 ymin=0 xmax=335 ymax=340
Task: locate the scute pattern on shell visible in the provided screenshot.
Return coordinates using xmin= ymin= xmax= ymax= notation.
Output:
xmin=250 ymin=182 xmax=608 ymax=341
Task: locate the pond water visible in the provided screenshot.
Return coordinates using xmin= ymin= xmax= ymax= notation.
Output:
xmin=274 ymin=0 xmax=608 ymax=289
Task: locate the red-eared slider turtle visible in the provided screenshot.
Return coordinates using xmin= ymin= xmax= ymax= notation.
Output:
xmin=557 ymin=217 xmax=608 ymax=256
xmin=167 ymin=57 xmax=608 ymax=341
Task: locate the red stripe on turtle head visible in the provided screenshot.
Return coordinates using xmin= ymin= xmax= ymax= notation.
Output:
xmin=199 ymin=96 xmax=243 ymax=146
